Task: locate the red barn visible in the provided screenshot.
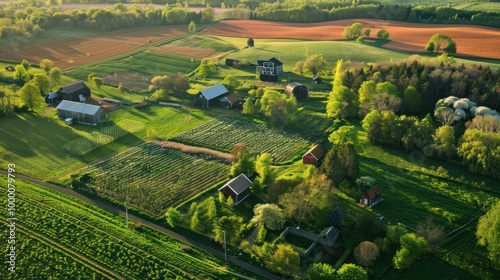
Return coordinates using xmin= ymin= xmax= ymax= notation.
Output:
xmin=360 ymin=186 xmax=383 ymax=207
xmin=218 ymin=174 xmax=252 ymax=205
xmin=302 ymin=145 xmax=325 ymax=166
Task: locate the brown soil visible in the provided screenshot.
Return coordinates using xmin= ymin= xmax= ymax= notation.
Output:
xmin=202 ymin=19 xmax=500 ymax=59
xmin=0 ymin=25 xmax=186 ymax=69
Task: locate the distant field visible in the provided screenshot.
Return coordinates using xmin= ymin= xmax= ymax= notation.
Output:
xmin=203 ymin=19 xmax=500 ymax=59
xmin=0 ymin=25 xmax=186 ymax=69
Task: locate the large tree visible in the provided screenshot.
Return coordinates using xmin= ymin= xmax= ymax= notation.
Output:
xmin=150 ymin=73 xmax=190 ymax=97
xmin=476 ymin=200 xmax=500 ymax=269
xmin=39 ymin=58 xmax=54 ymax=74
xmin=433 ymin=125 xmax=456 ymax=159
xmin=165 ymin=208 xmax=184 ymax=228
xmin=271 ymin=244 xmax=300 ymax=277
xmin=304 ymin=54 xmax=328 ymax=77
xmin=214 ymin=215 xmax=243 ymax=244
xmin=354 ymin=241 xmax=380 ymax=266
xmin=255 ymin=153 xmax=275 ymax=186
xmin=402 ymin=86 xmax=423 ymax=114
xmin=328 ymin=125 xmax=359 ymax=146
xmin=336 ymin=263 xmax=368 ymax=280
xmin=13 ymin=65 xmax=30 ymax=82
xmin=31 ymin=74 xmax=50 ymax=95
xmin=393 ymin=233 xmax=428 ymax=270
xmin=19 ymin=83 xmax=44 ymax=111
xmin=320 ymin=143 xmax=358 ymax=185
xmin=306 ymin=263 xmax=336 ymax=280
xmin=425 ymin=34 xmax=457 ymax=54
xmin=250 ymin=203 xmax=285 ymax=231
xmin=230 ymin=152 xmax=255 ymax=177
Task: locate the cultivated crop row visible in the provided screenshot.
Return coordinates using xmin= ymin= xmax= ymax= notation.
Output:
xmin=85 ymin=142 xmax=229 ymax=216
xmin=173 ymin=118 xmax=310 ymax=162
xmin=0 ymin=176 xmax=232 ymax=279
xmin=62 ymin=119 xmax=145 ymax=156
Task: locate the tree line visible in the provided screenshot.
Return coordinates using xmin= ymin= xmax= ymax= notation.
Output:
xmin=0 ymin=3 xmax=216 ymax=40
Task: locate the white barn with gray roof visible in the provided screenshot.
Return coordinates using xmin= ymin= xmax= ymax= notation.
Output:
xmin=194 ymin=83 xmax=229 ymax=108
xmin=56 ymin=100 xmax=106 ymax=124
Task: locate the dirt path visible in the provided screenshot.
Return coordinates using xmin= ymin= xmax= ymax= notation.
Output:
xmin=0 ymin=170 xmax=280 ymax=280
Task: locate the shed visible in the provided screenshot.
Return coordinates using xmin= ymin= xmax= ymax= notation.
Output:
xmin=360 ymin=186 xmax=383 ymax=207
xmin=45 ymin=92 xmax=60 ymax=106
xmin=312 ymin=76 xmax=323 ymax=84
xmin=220 ymin=94 xmax=243 ymax=109
xmin=225 ymin=59 xmax=240 ymax=67
xmin=285 ymin=82 xmax=309 ymax=100
xmin=302 ymin=144 xmax=325 ymax=166
xmin=194 ymin=83 xmax=229 ymax=108
xmin=56 ymin=100 xmax=106 ymax=124
xmin=57 ymin=81 xmax=91 ymax=102
xmin=218 ymin=174 xmax=252 ymax=205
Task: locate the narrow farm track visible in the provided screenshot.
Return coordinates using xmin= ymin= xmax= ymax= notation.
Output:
xmin=0 ymin=170 xmax=281 ymax=280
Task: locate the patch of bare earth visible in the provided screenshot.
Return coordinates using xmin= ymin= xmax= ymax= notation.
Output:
xmin=155 ymin=141 xmax=235 ymax=163
xmin=202 ymin=19 xmax=500 ymax=59
xmin=153 ymin=45 xmax=216 ymax=59
xmin=0 ymin=25 xmax=186 ymax=69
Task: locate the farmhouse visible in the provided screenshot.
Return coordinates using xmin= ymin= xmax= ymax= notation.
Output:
xmin=360 ymin=186 xmax=383 ymax=207
xmin=57 ymin=80 xmax=91 ymax=102
xmin=302 ymin=144 xmax=325 ymax=166
xmin=194 ymin=83 xmax=229 ymax=108
xmin=218 ymin=174 xmax=252 ymax=205
xmin=56 ymin=100 xmax=106 ymax=124
xmin=220 ymin=94 xmax=243 ymax=109
xmin=257 ymin=57 xmax=283 ymax=82
xmin=285 ymin=82 xmax=309 ymax=100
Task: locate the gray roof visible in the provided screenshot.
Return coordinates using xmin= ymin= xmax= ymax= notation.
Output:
xmin=219 ymin=173 xmax=252 ymax=195
xmin=56 ymin=100 xmax=102 ymax=115
xmin=200 ymin=84 xmax=228 ymax=101
xmin=47 ymin=92 xmax=59 ymax=99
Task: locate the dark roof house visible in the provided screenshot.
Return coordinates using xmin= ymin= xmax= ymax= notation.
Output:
xmin=360 ymin=186 xmax=383 ymax=207
xmin=194 ymin=83 xmax=229 ymax=108
xmin=257 ymin=57 xmax=283 ymax=82
xmin=312 ymin=76 xmax=323 ymax=84
xmin=218 ymin=174 xmax=252 ymax=205
xmin=56 ymin=100 xmax=106 ymax=124
xmin=285 ymin=82 xmax=309 ymax=100
xmin=302 ymin=144 xmax=325 ymax=166
xmin=57 ymin=80 xmax=91 ymax=102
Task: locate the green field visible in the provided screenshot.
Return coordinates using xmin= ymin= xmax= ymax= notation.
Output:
xmin=81 ymin=142 xmax=230 ymax=216
xmin=0 ymin=175 xmax=259 ymax=279
xmin=67 ymin=52 xmax=200 ymax=83
xmin=0 ymin=105 xmax=210 ymax=179
xmin=173 ymin=117 xmax=312 ymax=163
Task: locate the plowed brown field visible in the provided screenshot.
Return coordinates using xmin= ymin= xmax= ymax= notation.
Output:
xmin=0 ymin=25 xmax=185 ymax=69
xmin=202 ymin=19 xmax=500 ymax=59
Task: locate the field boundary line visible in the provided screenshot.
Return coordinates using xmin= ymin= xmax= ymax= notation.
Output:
xmin=445 ymin=212 xmax=483 ymax=237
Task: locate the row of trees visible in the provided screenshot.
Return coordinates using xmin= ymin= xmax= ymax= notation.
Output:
xmin=0 ymin=3 xmax=215 ymax=39
xmin=251 ymin=1 xmax=500 ymax=27
xmin=335 ymin=57 xmax=500 ymax=114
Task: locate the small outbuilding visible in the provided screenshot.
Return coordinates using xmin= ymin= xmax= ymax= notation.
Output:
xmin=194 ymin=83 xmax=229 ymax=108
xmin=56 ymin=100 xmax=106 ymax=124
xmin=285 ymin=82 xmax=309 ymax=100
xmin=302 ymin=144 xmax=325 ymax=166
xmin=57 ymin=80 xmax=91 ymax=102
xmin=45 ymin=92 xmax=60 ymax=106
xmin=312 ymin=76 xmax=323 ymax=84
xmin=220 ymin=94 xmax=243 ymax=109
xmin=225 ymin=59 xmax=240 ymax=67
xmin=360 ymin=186 xmax=383 ymax=207
xmin=218 ymin=174 xmax=252 ymax=205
